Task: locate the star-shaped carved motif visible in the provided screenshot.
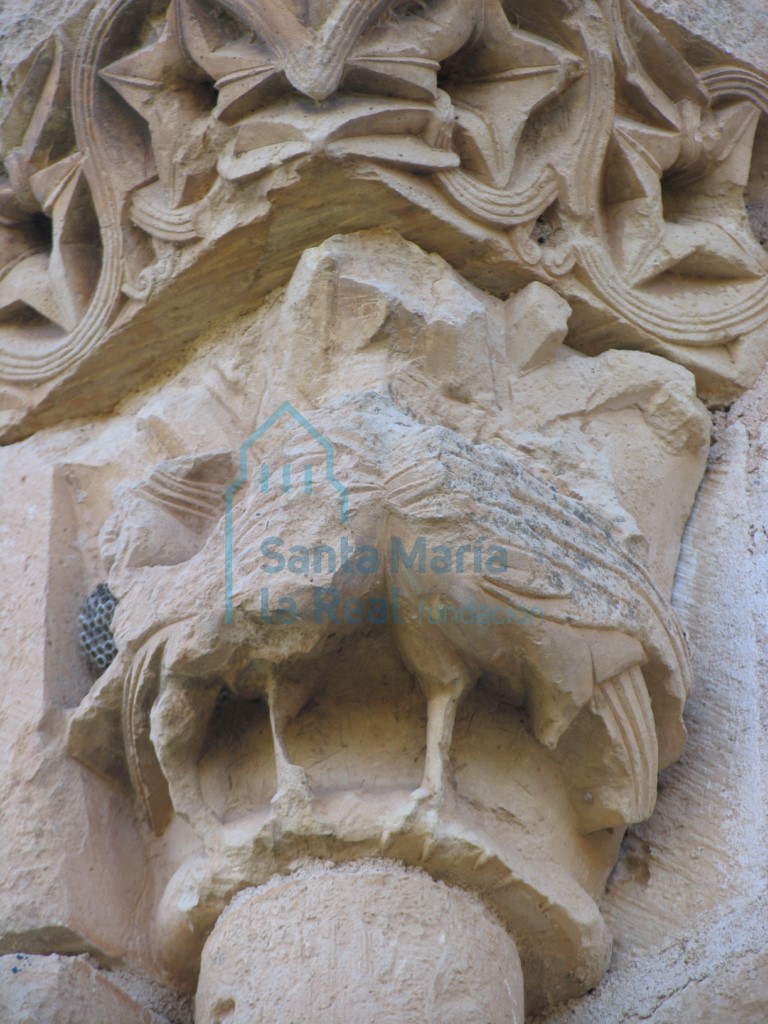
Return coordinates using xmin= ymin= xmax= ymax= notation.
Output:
xmin=100 ymin=2 xmax=219 ymax=209
xmin=0 ymin=155 xmax=100 ymax=332
xmin=99 ymin=0 xmax=480 ymax=202
xmin=436 ymin=0 xmax=585 ymax=225
xmin=603 ymin=0 xmax=767 ymax=285
xmin=99 ymin=0 xmax=585 ymax=231
xmin=177 ymin=0 xmax=477 ymax=114
xmin=606 ymin=103 xmax=766 ymax=285
xmin=0 ymin=38 xmax=101 ymax=333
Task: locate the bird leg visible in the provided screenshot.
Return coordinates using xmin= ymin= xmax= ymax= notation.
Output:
xmin=416 ymin=688 xmax=461 ymax=803
xmin=394 ymin=623 xmax=473 ymax=808
xmin=413 ymin=663 xmax=475 ymax=809
xmin=262 ymin=672 xmax=313 ymax=810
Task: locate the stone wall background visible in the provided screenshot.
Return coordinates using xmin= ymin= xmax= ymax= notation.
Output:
xmin=537 ymin=362 xmax=768 ymax=1021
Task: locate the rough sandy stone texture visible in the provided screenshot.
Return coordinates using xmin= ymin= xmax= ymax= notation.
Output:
xmin=0 ymin=954 xmax=171 ymax=1024
xmin=195 ymin=863 xmax=524 ymax=1024
xmin=534 ymin=894 xmax=768 ymax=1023
xmin=0 ymin=1 xmax=92 ymax=117
xmin=0 ymin=2 xmax=765 ymax=1022
xmin=598 ymin=387 xmax=768 ymax=961
xmin=538 ymin=363 xmax=768 ymax=1021
xmin=58 ymin=230 xmax=707 ymax=1012
xmin=639 ymin=0 xmax=768 ymax=73
xmin=0 ymin=445 xmax=154 ymax=968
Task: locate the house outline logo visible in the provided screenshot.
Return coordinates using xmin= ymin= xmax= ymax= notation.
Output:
xmin=224 ymin=401 xmax=349 ymax=624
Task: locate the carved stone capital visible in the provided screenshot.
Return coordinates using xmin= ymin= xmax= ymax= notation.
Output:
xmin=61 ymin=228 xmax=711 ymax=1014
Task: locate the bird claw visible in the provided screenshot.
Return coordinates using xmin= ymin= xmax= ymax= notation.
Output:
xmin=409 ymin=783 xmax=447 ymax=818
xmin=410 ymin=771 xmax=459 ymax=818
xmin=272 ymin=763 xmax=312 ymax=801
xmin=270 ymin=764 xmax=315 ymax=827
xmin=410 ymin=785 xmax=434 ymax=803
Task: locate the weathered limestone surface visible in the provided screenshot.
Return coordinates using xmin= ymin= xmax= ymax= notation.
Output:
xmin=605 ymin=373 xmax=768 ymax=956
xmin=0 ymin=954 xmax=176 ymax=1024
xmin=0 ymin=225 xmax=707 ymax=1016
xmin=1 ymin=0 xmax=767 ymax=442
xmin=538 ymin=895 xmax=768 ymax=1023
xmin=0 ymin=446 xmax=154 ymax=967
xmin=538 ymin=360 xmax=768 ymax=1022
xmin=196 ymin=863 xmax=525 ymax=1024
xmin=0 ymin=1 xmax=766 ymax=1022
xmin=639 ymin=0 xmax=768 ymax=76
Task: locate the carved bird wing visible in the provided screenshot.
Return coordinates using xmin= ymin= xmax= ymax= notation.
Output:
xmin=384 ymin=424 xmax=692 ymax=765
